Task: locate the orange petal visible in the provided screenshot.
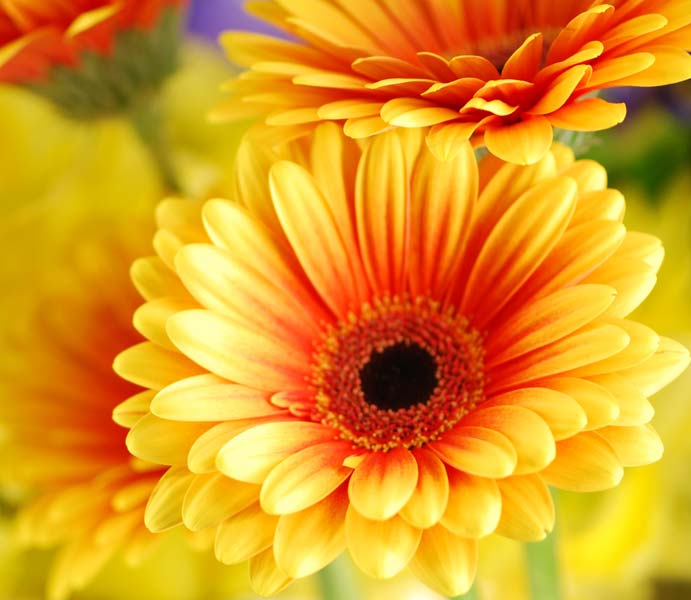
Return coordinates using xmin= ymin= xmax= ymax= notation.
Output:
xmin=355 ymin=131 xmax=409 ymax=294
xmin=400 ymin=448 xmax=449 ymax=529
xmin=428 ymin=426 xmax=517 ymax=478
xmin=486 ymin=284 xmax=617 ymax=365
xmin=495 ymin=475 xmax=554 ymax=542
xmin=462 ymin=176 xmax=577 ymax=327
xmin=463 ymin=406 xmax=555 ymax=475
xmin=348 ymin=448 xmax=418 ymax=521
xmin=215 ymin=502 xmax=277 ymax=564
xmin=274 ymin=486 xmax=348 ymax=577
xmin=586 ymin=52 xmax=655 ymax=89
xmin=484 ymin=116 xmax=554 ymax=165
xmin=270 ymin=160 xmax=369 ymax=318
xmin=260 ymin=441 xmax=353 ymax=514
xmin=606 ymin=47 xmax=691 ymax=87
xmin=409 ymin=526 xmax=478 ymax=597
xmin=216 ymin=421 xmax=335 ymax=484
xmin=547 ymin=98 xmax=626 ymax=131
xmin=345 ymin=506 xmax=421 ymax=578
xmin=597 ymin=424 xmax=663 ymax=467
xmin=503 ymin=33 xmax=543 ymax=80
xmin=408 ymin=140 xmax=476 ymax=296
xmin=167 ymin=309 xmax=306 ymax=392
xmin=488 ymin=323 xmax=630 ymax=392
xmin=541 ymin=432 xmax=623 ymax=492
xmin=442 ymin=469 xmax=501 ymax=538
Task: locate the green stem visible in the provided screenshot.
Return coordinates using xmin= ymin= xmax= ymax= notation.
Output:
xmin=526 ymin=491 xmax=561 ymax=600
xmin=129 ymin=98 xmax=180 ymax=193
xmin=315 ymin=555 xmax=361 ymax=600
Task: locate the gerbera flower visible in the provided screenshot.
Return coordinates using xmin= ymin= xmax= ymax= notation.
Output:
xmin=117 ymin=124 xmax=688 ymax=597
xmin=0 ymin=0 xmax=187 ymax=118
xmin=215 ymin=0 xmax=691 ymax=164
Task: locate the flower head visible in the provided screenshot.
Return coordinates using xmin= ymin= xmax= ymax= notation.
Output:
xmin=215 ymin=0 xmax=691 ymax=164
xmin=0 ymin=0 xmax=187 ymax=117
xmin=117 ymin=125 xmax=688 ymax=597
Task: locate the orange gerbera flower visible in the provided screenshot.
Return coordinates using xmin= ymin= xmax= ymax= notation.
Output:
xmin=215 ymin=0 xmax=691 ymax=164
xmin=0 ymin=227 xmax=184 ymax=600
xmin=116 ymin=125 xmax=688 ymax=597
xmin=0 ymin=0 xmax=186 ymax=83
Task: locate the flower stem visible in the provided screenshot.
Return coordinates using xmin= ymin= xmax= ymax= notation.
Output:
xmin=129 ymin=98 xmax=180 ymax=193
xmin=315 ymin=556 xmax=361 ymax=600
xmin=526 ymin=493 xmax=561 ymax=600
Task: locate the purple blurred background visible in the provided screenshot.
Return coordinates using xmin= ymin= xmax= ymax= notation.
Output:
xmin=187 ymin=0 xmax=285 ymax=42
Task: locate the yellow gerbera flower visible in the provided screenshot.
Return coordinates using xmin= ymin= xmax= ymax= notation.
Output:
xmin=116 ymin=125 xmax=689 ymax=597
xmin=215 ymin=0 xmax=691 ymax=164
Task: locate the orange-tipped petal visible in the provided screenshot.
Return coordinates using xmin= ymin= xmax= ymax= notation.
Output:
xmin=400 ymin=448 xmax=449 ymax=529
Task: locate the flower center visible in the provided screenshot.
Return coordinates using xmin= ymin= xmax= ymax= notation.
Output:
xmin=312 ymin=296 xmax=485 ymax=451
xmin=359 ymin=342 xmax=438 ymax=411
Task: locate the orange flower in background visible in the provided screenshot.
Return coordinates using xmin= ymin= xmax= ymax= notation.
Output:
xmin=116 ymin=124 xmax=689 ymax=597
xmin=0 ymin=0 xmax=186 ymax=83
xmin=216 ymin=0 xmax=691 ymax=164
xmin=0 ymin=226 xmax=184 ymax=600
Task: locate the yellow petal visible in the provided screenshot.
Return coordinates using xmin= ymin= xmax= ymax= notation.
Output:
xmin=187 ymin=420 xmax=259 ymax=474
xmin=348 ymin=448 xmax=418 ymax=521
xmin=133 ymin=297 xmax=197 ymax=351
xmin=425 ymin=121 xmax=479 ymax=161
xmin=484 ymin=388 xmax=587 ymax=440
xmin=442 ymin=469 xmax=501 ymax=538
xmin=249 ymin=547 xmax=293 ymax=597
xmin=495 ymin=475 xmax=554 ymax=542
xmin=144 ymin=467 xmax=195 ymax=533
xmin=619 ymin=336 xmax=690 ymax=396
xmin=113 ymin=341 xmax=205 ymax=391
xmin=216 ymin=421 xmax=336 ymax=484
xmin=345 ymin=506 xmax=421 ymax=578
xmin=409 ymin=525 xmax=478 ymax=597
xmin=537 ymin=377 xmax=620 ymax=431
xmin=215 ymin=502 xmax=277 ymax=564
xmin=261 ymin=441 xmax=353 ymax=514
xmin=588 ymin=373 xmax=654 ymax=426
xmin=274 ymin=487 xmax=348 ymax=577
xmin=167 ymin=309 xmax=306 ymax=391
xmin=130 ymin=256 xmax=188 ymax=302
xmin=127 ymin=414 xmax=210 ymax=466
xmin=541 ymin=432 xmax=623 ymax=492
xmin=463 ymin=406 xmax=555 ymax=475
xmin=380 ymin=97 xmax=459 ymax=127
xmin=597 ymin=424 xmax=663 ymax=466
xmin=151 ymin=374 xmax=281 ymax=422
xmin=429 ymin=426 xmax=517 ymax=478
xmin=400 ymin=448 xmax=449 ymax=529
xmin=484 ymin=116 xmax=553 ymax=165
xmin=182 ymin=472 xmax=259 ymax=532
xmin=112 ymin=390 xmax=155 ymax=428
